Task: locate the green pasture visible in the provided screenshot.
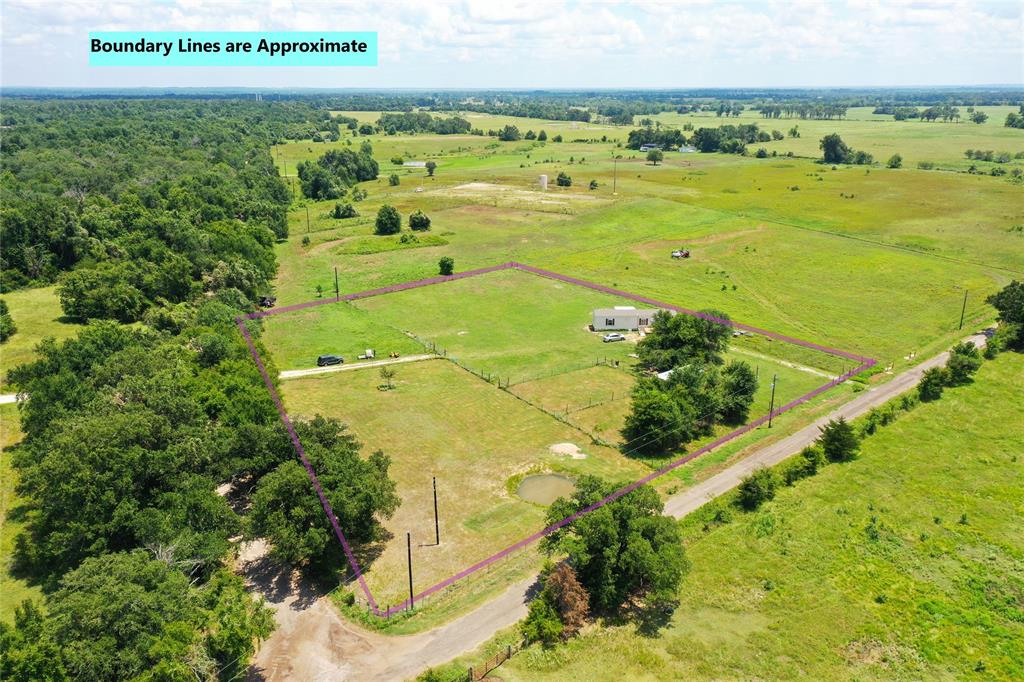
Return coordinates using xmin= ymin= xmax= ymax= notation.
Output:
xmin=492 ymin=352 xmax=1024 ymax=681
xmin=0 ymin=286 xmax=83 ymax=389
xmin=270 ymin=120 xmax=1019 ymax=375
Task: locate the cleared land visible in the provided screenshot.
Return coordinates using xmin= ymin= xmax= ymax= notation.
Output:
xmin=271 ymin=120 xmax=1020 ymax=374
xmin=280 ymin=359 xmax=648 ymax=608
xmin=0 ymin=286 xmax=83 ymax=388
xmin=493 ymin=353 xmax=1024 ymax=681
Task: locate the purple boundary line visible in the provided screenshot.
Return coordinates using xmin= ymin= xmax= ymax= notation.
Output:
xmin=238 ymin=261 xmax=877 ymax=618
xmin=237 ymin=317 xmax=379 ymax=612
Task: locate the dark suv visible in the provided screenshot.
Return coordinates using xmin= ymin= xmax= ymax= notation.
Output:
xmin=316 ymin=354 xmax=344 ymax=367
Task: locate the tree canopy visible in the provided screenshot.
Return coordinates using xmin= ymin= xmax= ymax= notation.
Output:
xmin=542 ymin=476 xmax=688 ymax=610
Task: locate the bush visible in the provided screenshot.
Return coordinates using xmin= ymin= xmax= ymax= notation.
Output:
xmin=409 ymin=210 xmax=431 ymax=231
xmin=946 ymin=342 xmax=982 ymax=384
xmin=374 ymin=205 xmax=401 ymax=235
xmin=818 ymin=417 xmax=860 ymax=462
xmin=333 ymin=203 xmax=357 ymax=219
xmin=556 ymin=172 xmax=572 ymax=187
xmin=388 ymin=173 xmax=400 ymax=186
xmin=918 ymin=366 xmax=947 ymax=402
xmin=438 ymin=256 xmax=454 ymax=276
xmin=755 ymin=147 xmax=768 ymax=158
xmin=784 ymin=446 xmax=826 ymax=485
xmin=0 ymin=299 xmax=16 ymax=342
xmin=737 ymin=468 xmax=780 ymax=510
xmin=520 ymin=595 xmax=562 ymax=645
xmin=887 ymin=153 xmax=903 ymax=169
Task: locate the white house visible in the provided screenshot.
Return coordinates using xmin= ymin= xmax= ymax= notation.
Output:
xmin=592 ymin=306 xmax=659 ymax=331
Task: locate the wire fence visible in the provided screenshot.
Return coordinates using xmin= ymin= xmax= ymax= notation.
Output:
xmin=467 ymin=637 xmax=530 ymax=681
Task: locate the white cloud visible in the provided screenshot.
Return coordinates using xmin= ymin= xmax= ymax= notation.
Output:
xmin=0 ymin=0 xmax=1020 ymax=87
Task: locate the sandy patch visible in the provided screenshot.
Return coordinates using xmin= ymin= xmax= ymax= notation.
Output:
xmin=436 ymin=181 xmax=601 ymax=206
xmin=549 ymin=442 xmax=588 ymax=459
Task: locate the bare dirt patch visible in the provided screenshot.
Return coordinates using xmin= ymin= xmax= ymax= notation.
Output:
xmin=435 ymin=181 xmax=602 ymax=208
xmin=548 ymin=442 xmax=588 ymax=459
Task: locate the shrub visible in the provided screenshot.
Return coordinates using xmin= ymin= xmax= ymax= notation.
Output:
xmin=556 ymin=172 xmax=572 ymax=187
xmin=818 ymin=417 xmax=860 ymax=462
xmin=0 ymin=299 xmax=16 ymax=342
xmin=784 ymin=446 xmax=826 ymax=485
xmin=918 ymin=366 xmax=948 ymax=401
xmin=409 ymin=210 xmax=431 ymax=231
xmin=887 ymin=153 xmax=903 ymax=169
xmin=520 ymin=595 xmax=562 ymax=645
xmin=333 ymin=203 xmax=358 ymax=219
xmin=388 ymin=173 xmax=400 ymax=186
xmin=738 ymin=468 xmax=780 ymax=510
xmin=945 ymin=341 xmax=982 ymax=384
xmin=438 ymin=256 xmax=454 ymax=276
xmin=374 ymin=205 xmax=401 ymax=235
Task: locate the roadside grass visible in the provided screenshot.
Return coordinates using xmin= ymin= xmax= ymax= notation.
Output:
xmin=0 ymin=403 xmax=41 ymax=623
xmin=0 ymin=286 xmax=83 ymax=389
xmin=280 ymin=359 xmax=648 ymax=610
xmin=489 ymin=352 xmax=1024 ymax=681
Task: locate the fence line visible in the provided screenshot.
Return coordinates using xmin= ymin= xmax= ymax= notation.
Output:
xmin=468 ymin=637 xmax=529 ymax=681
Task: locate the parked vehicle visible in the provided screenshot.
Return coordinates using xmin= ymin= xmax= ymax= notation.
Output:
xmin=317 ymin=354 xmax=344 ymax=367
xmin=602 ymin=333 xmax=626 ymax=343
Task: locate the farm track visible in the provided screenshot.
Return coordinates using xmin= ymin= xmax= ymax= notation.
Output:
xmin=245 ymin=333 xmax=985 ymax=681
xmin=278 ymin=354 xmax=437 ymax=379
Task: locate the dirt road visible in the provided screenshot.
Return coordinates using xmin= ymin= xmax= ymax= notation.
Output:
xmin=246 ymin=334 xmax=985 ymax=681
xmin=278 ymin=354 xmax=436 ymax=380
xmin=243 ymin=537 xmax=536 ymax=681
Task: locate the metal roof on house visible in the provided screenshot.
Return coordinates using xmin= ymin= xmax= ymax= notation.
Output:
xmin=593 ymin=307 xmax=658 ymax=317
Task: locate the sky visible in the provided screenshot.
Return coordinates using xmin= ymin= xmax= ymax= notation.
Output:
xmin=1 ymin=0 xmax=1021 ymax=89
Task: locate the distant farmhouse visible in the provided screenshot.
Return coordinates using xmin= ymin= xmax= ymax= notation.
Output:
xmin=403 ymin=161 xmax=427 ymax=167
xmin=592 ymin=306 xmax=659 ymax=331
xmin=638 ymin=144 xmax=661 ymax=152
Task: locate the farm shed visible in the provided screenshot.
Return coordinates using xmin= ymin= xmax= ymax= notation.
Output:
xmin=592 ymin=306 xmax=659 ymax=331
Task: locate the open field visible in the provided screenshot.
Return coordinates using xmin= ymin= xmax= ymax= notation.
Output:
xmin=485 ymin=352 xmax=1024 ymax=681
xmin=280 ymin=359 xmax=648 ymax=608
xmin=263 ymin=265 xmax=861 ymax=624
xmin=271 ymin=123 xmax=1020 ymax=375
xmin=652 ymin=105 xmax=1024 ymax=169
xmin=0 ymin=286 xmax=83 ymax=389
xmin=0 ymin=403 xmax=41 ymax=624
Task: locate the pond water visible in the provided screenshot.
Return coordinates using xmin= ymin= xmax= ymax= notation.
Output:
xmin=516 ymin=474 xmax=576 ymax=505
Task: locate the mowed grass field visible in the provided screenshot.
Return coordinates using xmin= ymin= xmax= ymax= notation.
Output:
xmin=280 ymin=359 xmax=648 ymax=608
xmin=0 ymin=286 xmax=82 ymax=389
xmin=489 ymin=352 xmax=1024 ymax=681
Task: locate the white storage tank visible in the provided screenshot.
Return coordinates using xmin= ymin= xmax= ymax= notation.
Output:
xmin=539 ymin=174 xmax=548 ymax=190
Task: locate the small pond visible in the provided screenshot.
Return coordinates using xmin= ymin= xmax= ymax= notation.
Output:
xmin=517 ymin=474 xmax=576 ymax=505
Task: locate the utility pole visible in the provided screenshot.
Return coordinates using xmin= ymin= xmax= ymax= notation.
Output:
xmin=305 ymin=205 xmax=311 ymax=234
xmin=958 ymin=289 xmax=968 ymax=330
xmin=334 ymin=267 xmax=340 ymax=300
xmin=767 ymin=373 xmax=777 ymax=428
xmin=612 ymin=157 xmax=618 ymax=195
xmin=433 ymin=477 xmax=440 ymax=546
xmin=407 ymin=532 xmax=414 ymax=610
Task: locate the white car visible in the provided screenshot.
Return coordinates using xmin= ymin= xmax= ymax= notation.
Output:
xmin=602 ymin=333 xmax=626 ymax=343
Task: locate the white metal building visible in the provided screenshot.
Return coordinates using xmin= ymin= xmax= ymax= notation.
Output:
xmin=592 ymin=306 xmax=659 ymax=331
